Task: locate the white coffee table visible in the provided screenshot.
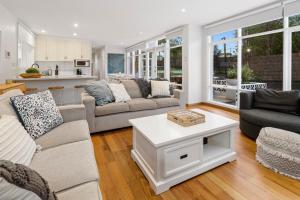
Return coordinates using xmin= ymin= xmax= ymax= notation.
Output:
xmin=130 ymin=109 xmax=238 ymax=194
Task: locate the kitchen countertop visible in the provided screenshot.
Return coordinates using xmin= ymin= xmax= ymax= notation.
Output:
xmin=12 ymin=75 xmax=98 ymax=81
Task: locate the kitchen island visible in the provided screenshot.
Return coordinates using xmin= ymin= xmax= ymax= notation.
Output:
xmin=11 ymin=75 xmax=97 ymax=104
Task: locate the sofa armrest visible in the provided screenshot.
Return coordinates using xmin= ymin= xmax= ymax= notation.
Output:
xmin=174 ymin=89 xmax=185 ymax=108
xmin=58 ymin=104 xmax=86 ymax=123
xmin=240 ymin=91 xmax=255 ymax=110
xmin=81 ymin=92 xmax=96 ymax=132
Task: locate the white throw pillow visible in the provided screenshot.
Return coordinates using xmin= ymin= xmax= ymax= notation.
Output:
xmin=109 ymin=83 xmax=131 ymax=102
xmin=151 ymin=80 xmax=170 ymax=97
xmin=0 ymin=115 xmax=36 ymax=166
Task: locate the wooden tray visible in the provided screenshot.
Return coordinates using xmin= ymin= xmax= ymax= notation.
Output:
xmin=167 ymin=109 xmax=205 ymax=127
xmin=20 ymin=73 xmax=42 ymax=78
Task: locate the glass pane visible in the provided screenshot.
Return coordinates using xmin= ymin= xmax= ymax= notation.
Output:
xmin=289 ymin=14 xmax=300 ymax=27
xmin=170 ymin=46 xmax=182 ymax=84
xmin=212 ymin=87 xmax=238 ymax=106
xmin=242 ymin=32 xmax=283 ymax=90
xmin=213 ymin=41 xmax=238 ymax=106
xmin=149 ymin=52 xmax=154 ymax=78
xmin=169 ymin=36 xmax=183 ymax=47
xmin=292 ymin=31 xmax=300 ymax=89
xmin=142 ymin=54 xmax=146 ymax=77
xmin=212 ymin=30 xmax=237 ymax=42
xmin=158 ymin=38 xmax=166 ymax=46
xmin=135 ymin=56 xmax=139 ymax=78
xmin=157 ymin=51 xmax=165 ymax=78
xmin=242 ymin=19 xmax=283 ymax=36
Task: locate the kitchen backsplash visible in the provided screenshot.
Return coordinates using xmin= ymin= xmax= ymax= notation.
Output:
xmin=35 ymin=61 xmax=92 ymax=76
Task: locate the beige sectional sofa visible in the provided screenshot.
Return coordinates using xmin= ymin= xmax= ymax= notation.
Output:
xmin=32 ymin=105 xmax=101 ymax=200
xmin=0 ymin=90 xmax=101 ymax=200
xmin=82 ymin=89 xmax=184 ymax=133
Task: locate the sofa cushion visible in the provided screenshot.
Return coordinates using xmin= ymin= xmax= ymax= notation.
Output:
xmin=151 ymin=80 xmax=171 ymax=97
xmin=56 ymin=181 xmax=101 ymax=200
xmin=254 ymin=89 xmax=300 ymax=115
xmin=35 ymin=120 xmax=90 ymax=150
xmin=0 ymin=89 xmax=23 ymax=117
xmin=240 ymin=109 xmax=300 ymax=133
xmin=108 ymin=83 xmax=131 ymax=102
xmin=127 ymin=98 xmax=157 ymax=112
xmin=95 ymin=102 xmax=129 ymax=117
xmin=30 ymin=140 xmax=99 ymax=192
xmin=121 ymin=80 xmax=142 ymax=98
xmin=151 ymin=98 xmax=179 ymax=108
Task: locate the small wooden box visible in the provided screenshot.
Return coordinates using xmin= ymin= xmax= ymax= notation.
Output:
xmin=167 ymin=109 xmax=205 ymax=127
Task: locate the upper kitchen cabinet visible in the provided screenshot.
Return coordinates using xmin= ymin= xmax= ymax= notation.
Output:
xmin=35 ymin=35 xmax=92 ymax=62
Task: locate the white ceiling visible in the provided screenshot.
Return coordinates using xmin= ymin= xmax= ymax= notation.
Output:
xmin=0 ymin=0 xmax=278 ymax=47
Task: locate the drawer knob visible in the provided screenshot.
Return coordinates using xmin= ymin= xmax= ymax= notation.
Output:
xmin=180 ymin=154 xmax=188 ymax=160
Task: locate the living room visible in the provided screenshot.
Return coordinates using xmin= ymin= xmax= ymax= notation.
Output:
xmin=0 ymin=0 xmax=299 ymax=200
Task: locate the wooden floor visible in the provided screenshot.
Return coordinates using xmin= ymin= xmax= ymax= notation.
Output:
xmin=91 ymin=105 xmax=300 ymax=200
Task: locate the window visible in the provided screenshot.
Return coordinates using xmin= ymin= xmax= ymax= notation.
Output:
xmin=212 ymin=30 xmax=237 ymax=42
xmin=170 ymin=46 xmax=182 ymax=84
xmin=169 ymin=36 xmax=183 ymax=47
xmin=242 ymin=33 xmax=283 ymax=90
xmin=157 ymin=51 xmax=165 ymax=78
xmin=242 ymin=19 xmax=283 ymax=36
xmin=289 ymin=14 xmax=300 ymax=27
xmin=212 ymin=41 xmax=238 ymax=106
xmin=134 ymin=54 xmax=139 ymax=78
xmin=292 ymin=31 xmax=300 ymax=89
xmin=142 ymin=53 xmax=147 ymax=77
xmin=149 ymin=52 xmax=154 ymax=78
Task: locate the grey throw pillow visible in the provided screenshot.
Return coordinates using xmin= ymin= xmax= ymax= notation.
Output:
xmin=0 ymin=160 xmax=57 ymax=200
xmin=84 ymin=80 xmax=115 ymax=106
xmin=121 ymin=80 xmax=142 ymax=98
xmin=10 ymin=90 xmax=64 ymax=139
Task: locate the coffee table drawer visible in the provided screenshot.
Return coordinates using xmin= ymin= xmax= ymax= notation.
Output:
xmin=163 ymin=139 xmax=202 ymax=177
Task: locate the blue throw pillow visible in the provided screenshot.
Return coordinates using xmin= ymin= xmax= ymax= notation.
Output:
xmin=84 ymin=80 xmax=115 ymax=106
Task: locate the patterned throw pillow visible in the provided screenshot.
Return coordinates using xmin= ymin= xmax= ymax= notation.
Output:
xmin=10 ymin=90 xmax=63 ymax=139
xmin=151 ymin=80 xmax=171 ymax=97
xmin=0 ymin=160 xmax=57 ymax=200
xmin=108 ymin=83 xmax=131 ymax=102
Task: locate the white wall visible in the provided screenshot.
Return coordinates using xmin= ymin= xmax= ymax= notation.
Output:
xmin=0 ymin=4 xmax=18 ymax=83
xmin=183 ymin=24 xmax=203 ymax=104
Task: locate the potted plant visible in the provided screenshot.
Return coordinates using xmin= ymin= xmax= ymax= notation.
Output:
xmin=226 ymin=67 xmax=237 ymax=86
xmin=20 ymin=66 xmax=42 ymax=78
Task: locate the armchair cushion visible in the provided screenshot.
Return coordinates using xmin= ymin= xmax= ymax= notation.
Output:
xmin=240 ymin=91 xmax=254 ymax=110
xmin=254 ymin=89 xmax=300 ymax=115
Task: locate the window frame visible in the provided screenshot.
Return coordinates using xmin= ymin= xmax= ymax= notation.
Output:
xmin=207 ymin=15 xmax=300 ymax=109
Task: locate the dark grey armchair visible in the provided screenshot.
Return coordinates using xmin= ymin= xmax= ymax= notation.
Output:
xmin=239 ymin=91 xmax=300 ymax=140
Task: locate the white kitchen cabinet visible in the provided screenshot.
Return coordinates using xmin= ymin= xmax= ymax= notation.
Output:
xmin=35 ymin=35 xmax=92 ymax=62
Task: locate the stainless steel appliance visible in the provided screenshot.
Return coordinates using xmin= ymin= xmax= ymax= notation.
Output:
xmin=74 ymin=59 xmax=90 ymax=67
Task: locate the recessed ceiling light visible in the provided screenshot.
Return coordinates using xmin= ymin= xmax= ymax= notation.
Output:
xmin=139 ymin=32 xmax=143 ymax=35
xmin=41 ymin=30 xmax=46 ymax=33
xmin=73 ymin=33 xmax=78 ymax=36
xmin=181 ymin=8 xmax=186 ymax=13
xmin=74 ymin=23 xmax=79 ymax=28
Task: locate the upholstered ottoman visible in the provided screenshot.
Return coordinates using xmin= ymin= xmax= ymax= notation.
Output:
xmin=256 ymin=127 xmax=300 ymax=179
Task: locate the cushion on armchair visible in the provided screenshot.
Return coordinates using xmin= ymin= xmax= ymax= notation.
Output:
xmin=254 ymin=89 xmax=300 ymax=115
